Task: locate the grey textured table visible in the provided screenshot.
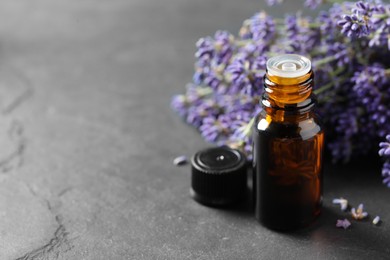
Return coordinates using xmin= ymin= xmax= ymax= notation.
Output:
xmin=0 ymin=1 xmax=389 ymax=259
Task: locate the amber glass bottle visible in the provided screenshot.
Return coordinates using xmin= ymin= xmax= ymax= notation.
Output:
xmin=253 ymin=54 xmax=324 ymax=230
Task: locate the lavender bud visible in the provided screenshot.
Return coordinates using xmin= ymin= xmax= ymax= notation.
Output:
xmin=173 ymin=155 xmax=188 ymax=166
xmin=373 ymin=216 xmax=381 ymax=225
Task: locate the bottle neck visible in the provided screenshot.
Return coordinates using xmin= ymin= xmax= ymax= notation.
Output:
xmin=261 ymin=70 xmax=315 ymax=121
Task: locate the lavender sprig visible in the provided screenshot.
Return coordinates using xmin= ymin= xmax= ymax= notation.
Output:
xmin=338 ymin=13 xmax=370 ymax=38
xmin=379 ymin=135 xmax=390 ymax=187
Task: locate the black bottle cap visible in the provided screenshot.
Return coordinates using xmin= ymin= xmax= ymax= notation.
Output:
xmin=190 ymin=146 xmax=247 ymax=207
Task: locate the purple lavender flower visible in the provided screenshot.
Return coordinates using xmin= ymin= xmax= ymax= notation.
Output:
xmin=354 ymin=1 xmax=373 ymax=17
xmin=203 ymin=67 xmax=224 ymax=89
xmin=337 ymin=1 xmax=390 ymax=40
xmin=265 ymin=0 xmax=283 ymax=6
xmin=351 ymin=64 xmax=387 ymax=112
xmin=379 ymin=135 xmax=390 ymax=156
xmin=213 ymin=30 xmax=235 ymax=65
xmin=320 ymin=2 xmax=355 ymax=40
xmin=251 ymin=12 xmax=276 ymax=42
xmin=333 ymin=198 xmax=349 ymax=211
xmin=351 ymin=203 xmax=368 ymax=220
xmin=336 ymin=219 xmax=351 ymax=229
xmin=328 ymin=42 xmax=350 ymax=67
xmin=223 ymin=108 xmax=259 ymax=159
xmin=382 ymin=161 xmax=390 ymax=187
xmin=355 ymin=64 xmax=387 ymax=89
xmin=379 ymin=135 xmax=390 ymax=187
xmin=326 ymin=106 xmax=360 ymax=162
xmin=284 ymin=15 xmax=321 ymax=53
xmin=171 ymin=95 xmax=188 ymax=118
xmin=369 ymin=24 xmax=390 ymax=49
xmin=304 ymin=0 xmax=323 ymax=10
xmin=171 ymin=84 xmax=212 ymax=118
xmin=335 ymin=110 xmax=359 ymax=137
xmin=284 ymin=15 xmax=304 ymax=52
xmin=226 ymin=58 xmax=250 ymax=91
xmin=195 ymin=37 xmax=214 ymax=62
xmin=238 ymin=42 xmax=268 ymax=63
xmin=338 ymin=13 xmax=370 ymax=38
xmin=186 ymin=98 xmax=221 ymax=128
xmin=193 ymin=31 xmax=236 ymax=91
xmin=318 ymin=11 xmax=334 ymax=36
xmin=240 ymin=12 xmax=276 ymax=45
xmin=372 ymin=105 xmax=390 ymax=137
xmin=229 ymin=111 xmax=255 ymax=141
xmin=285 ymin=15 xmax=299 ymax=39
xmin=284 ymin=15 xmax=320 ymax=54
xmin=369 ymin=17 xmax=390 ymax=49
xmin=199 ymin=115 xmax=231 ymax=143
xmin=351 ymin=65 xmax=390 ymax=137
xmin=355 ymin=1 xmax=390 ymax=49
xmin=226 ymin=56 xmax=266 ymax=96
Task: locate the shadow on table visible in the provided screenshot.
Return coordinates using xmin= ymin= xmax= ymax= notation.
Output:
xmin=222 ymin=199 xmax=388 ymax=254
xmin=216 ymin=155 xmax=389 ymax=256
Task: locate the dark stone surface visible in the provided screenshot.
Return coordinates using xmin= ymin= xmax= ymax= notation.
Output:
xmin=0 ymin=1 xmax=388 ymax=259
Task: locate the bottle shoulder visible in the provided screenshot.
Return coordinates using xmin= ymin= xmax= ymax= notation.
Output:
xmin=253 ymin=111 xmax=323 ymax=140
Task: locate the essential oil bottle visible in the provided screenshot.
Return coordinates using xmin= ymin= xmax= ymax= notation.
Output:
xmin=252 ymin=54 xmax=324 ymax=230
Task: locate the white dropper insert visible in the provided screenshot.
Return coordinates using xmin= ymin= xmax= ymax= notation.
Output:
xmin=281 ymin=62 xmax=297 ymax=71
xmin=266 ymin=54 xmax=311 ymax=78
